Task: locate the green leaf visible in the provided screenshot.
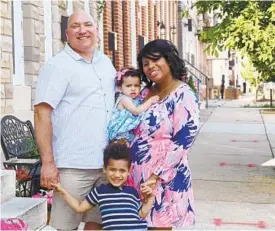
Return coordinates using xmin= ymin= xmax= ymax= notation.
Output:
xmin=194 ymin=0 xmax=275 ymax=82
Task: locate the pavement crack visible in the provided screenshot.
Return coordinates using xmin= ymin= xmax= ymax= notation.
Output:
xmin=260 ymin=111 xmax=274 ymax=158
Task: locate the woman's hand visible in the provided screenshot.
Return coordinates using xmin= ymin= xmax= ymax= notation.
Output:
xmin=140 ymin=184 xmax=153 ymax=196
xmin=140 ymin=184 xmax=154 ymax=201
xmin=141 ymin=174 xmax=159 ymax=190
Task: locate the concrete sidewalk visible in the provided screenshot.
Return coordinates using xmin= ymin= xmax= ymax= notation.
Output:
xmin=188 ymin=96 xmax=275 ymax=230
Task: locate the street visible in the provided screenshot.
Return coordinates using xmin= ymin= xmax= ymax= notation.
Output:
xmin=188 ymin=96 xmax=275 ymax=230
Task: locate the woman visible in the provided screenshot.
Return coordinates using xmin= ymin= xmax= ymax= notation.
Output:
xmin=129 ymin=39 xmax=200 ymax=229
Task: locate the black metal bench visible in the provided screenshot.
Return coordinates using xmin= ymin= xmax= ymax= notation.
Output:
xmin=1 ymin=115 xmax=41 ymax=197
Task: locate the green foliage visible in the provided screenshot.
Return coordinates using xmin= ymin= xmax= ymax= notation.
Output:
xmin=240 ymin=58 xmax=261 ymax=87
xmin=97 ymin=0 xmax=105 ymax=21
xmin=193 ymin=1 xmax=275 ymax=83
xmin=243 ymin=104 xmax=275 ymax=109
xmin=187 ymin=77 xmax=197 ymax=93
xmin=22 ymin=138 xmax=39 ymax=159
xmin=181 ymin=8 xmax=189 ymax=18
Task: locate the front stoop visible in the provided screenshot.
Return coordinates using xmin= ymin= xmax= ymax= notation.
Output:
xmin=1 ymin=197 xmax=47 ymax=230
xmin=0 ymin=170 xmax=16 ymax=203
xmin=1 ymin=169 xmax=49 ymax=230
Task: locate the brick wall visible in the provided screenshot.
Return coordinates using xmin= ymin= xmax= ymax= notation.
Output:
xmin=135 ymin=1 xmax=141 ymax=54
xmin=164 ymin=1 xmax=169 ymax=39
xmin=113 ymin=1 xmax=123 ymax=69
xmin=52 ymin=1 xmax=66 ymax=56
xmin=122 ymin=1 xmax=132 ymax=68
xmin=148 ymin=0 xmax=154 ymax=41
xmin=73 ymin=0 xmax=84 ymax=11
xmin=154 ymin=1 xmax=160 ymax=39
xmin=174 ymin=1 xmax=178 ymax=45
xmin=89 ymin=1 xmax=97 ymax=19
xmin=103 ymin=1 xmax=112 ymax=60
xmin=1 ymin=0 xmax=13 ymax=114
xmin=141 ymin=6 xmax=147 ymax=38
xmin=1 ymin=0 xmax=182 ymax=115
xmin=102 ymin=1 xmax=133 ymax=69
xmin=23 ymin=2 xmax=41 ymax=109
xmin=159 ymin=0 xmax=163 ymax=38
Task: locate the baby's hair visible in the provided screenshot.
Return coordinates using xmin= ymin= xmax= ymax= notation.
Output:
xmin=115 ymin=68 xmax=141 ymax=87
xmin=103 ymin=139 xmax=132 ymax=168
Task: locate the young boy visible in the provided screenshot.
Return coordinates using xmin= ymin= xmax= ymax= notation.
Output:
xmin=51 ymin=140 xmax=154 ymax=230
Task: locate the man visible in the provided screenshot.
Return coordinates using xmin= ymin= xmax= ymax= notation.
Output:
xmin=34 ymin=10 xmax=116 ymax=230
xmin=220 ymin=75 xmax=225 ymax=100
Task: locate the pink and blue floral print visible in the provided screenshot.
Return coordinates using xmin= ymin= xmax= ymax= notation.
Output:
xmin=128 ymin=83 xmax=200 ymax=228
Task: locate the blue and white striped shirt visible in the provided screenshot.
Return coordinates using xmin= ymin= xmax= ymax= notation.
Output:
xmin=35 ymin=44 xmax=116 ymax=169
xmin=86 ymin=184 xmax=147 ymax=230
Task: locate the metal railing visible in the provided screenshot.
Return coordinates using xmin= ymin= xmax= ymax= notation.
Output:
xmin=183 ymin=59 xmax=211 ymax=108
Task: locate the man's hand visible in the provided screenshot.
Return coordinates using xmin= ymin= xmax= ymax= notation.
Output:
xmin=41 ymin=162 xmax=59 ymax=189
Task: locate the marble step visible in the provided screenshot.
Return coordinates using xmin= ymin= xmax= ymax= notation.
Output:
xmin=1 ymin=169 xmax=16 ymax=203
xmin=1 ymin=197 xmax=47 ymax=230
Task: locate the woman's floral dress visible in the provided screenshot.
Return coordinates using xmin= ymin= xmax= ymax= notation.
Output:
xmin=129 ymin=83 xmax=200 ymax=228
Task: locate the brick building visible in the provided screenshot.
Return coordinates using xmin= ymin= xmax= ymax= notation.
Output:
xmin=1 ymin=0 xmax=179 ymax=118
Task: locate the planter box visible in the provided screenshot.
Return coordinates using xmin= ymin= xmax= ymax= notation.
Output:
xmin=225 ymin=88 xmax=241 ymax=100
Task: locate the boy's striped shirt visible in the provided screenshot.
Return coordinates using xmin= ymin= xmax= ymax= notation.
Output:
xmin=86 ymin=184 xmax=147 ymax=230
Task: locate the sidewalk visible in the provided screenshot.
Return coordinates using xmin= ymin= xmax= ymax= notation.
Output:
xmin=188 ymin=96 xmax=275 ymax=230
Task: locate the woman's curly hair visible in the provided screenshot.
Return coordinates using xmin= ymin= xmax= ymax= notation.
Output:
xmin=137 ymin=39 xmax=187 ymax=88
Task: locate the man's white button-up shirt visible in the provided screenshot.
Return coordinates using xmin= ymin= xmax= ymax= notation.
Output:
xmin=35 ymin=44 xmax=116 ymax=169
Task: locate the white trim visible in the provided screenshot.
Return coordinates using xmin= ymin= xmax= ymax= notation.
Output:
xmin=139 ymin=0 xmax=147 ymax=6
xmin=98 ymin=15 xmax=104 ymax=52
xmin=43 ymin=0 xmax=52 ymax=61
xmin=131 ymin=0 xmax=137 ymax=67
xmin=84 ymin=0 xmax=90 ymax=13
xmin=162 ymin=0 xmax=164 ymax=22
xmin=67 ymin=0 xmax=73 ymax=15
xmin=12 ymin=0 xmax=25 ymax=86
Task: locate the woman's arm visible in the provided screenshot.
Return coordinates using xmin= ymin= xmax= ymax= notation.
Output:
xmin=120 ymin=96 xmax=159 ymax=115
xmin=51 ymin=183 xmax=94 ymax=213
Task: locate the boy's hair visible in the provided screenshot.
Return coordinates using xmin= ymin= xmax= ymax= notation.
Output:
xmin=103 ymin=139 xmax=132 ymax=168
xmin=115 ymin=67 xmax=141 ymax=87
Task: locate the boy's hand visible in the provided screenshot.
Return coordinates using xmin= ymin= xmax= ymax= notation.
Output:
xmin=148 ymin=95 xmax=159 ymax=104
xmin=51 ymin=182 xmax=63 ymax=192
xmin=140 ymin=185 xmax=154 ymax=199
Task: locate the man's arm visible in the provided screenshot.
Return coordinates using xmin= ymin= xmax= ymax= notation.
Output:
xmin=34 ymin=103 xmax=59 ymax=189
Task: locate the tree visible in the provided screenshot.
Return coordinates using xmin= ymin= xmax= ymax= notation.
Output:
xmin=194 ymin=1 xmax=275 ymax=82
xmin=187 ymin=77 xmax=197 ymax=93
xmin=240 ymin=58 xmax=260 ymax=87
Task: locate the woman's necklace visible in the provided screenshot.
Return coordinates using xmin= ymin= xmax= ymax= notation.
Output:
xmin=145 ymin=79 xmax=181 ymax=101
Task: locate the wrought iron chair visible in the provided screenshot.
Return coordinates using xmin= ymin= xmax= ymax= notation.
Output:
xmin=1 ymin=115 xmax=41 ymax=197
